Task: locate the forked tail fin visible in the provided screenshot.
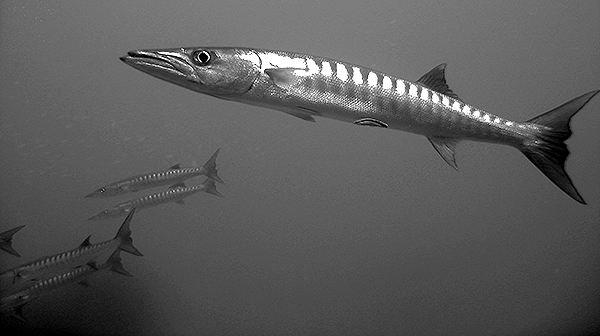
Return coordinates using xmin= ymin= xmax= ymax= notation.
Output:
xmin=202 ymin=148 xmax=224 ymax=184
xmin=106 ymin=249 xmax=132 ymax=277
xmin=521 ymin=90 xmax=599 ymax=204
xmin=114 ymin=209 xmax=143 ymax=256
xmin=0 ymin=225 xmax=25 ymax=257
xmin=201 ymin=178 xmax=223 ymax=197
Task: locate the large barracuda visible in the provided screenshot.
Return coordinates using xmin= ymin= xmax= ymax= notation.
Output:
xmin=0 ymin=210 xmax=142 ymax=292
xmin=88 ymin=178 xmax=222 ymax=220
xmin=121 ymin=47 xmax=598 ymax=204
xmin=85 ymin=148 xmax=223 ymax=198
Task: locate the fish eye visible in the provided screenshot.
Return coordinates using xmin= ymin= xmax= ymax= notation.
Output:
xmin=193 ymin=50 xmax=212 ymax=65
xmin=99 ymin=188 xmax=106 ymax=193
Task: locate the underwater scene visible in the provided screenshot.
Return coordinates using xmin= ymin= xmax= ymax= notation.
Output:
xmin=1 ymin=1 xmax=599 ymax=335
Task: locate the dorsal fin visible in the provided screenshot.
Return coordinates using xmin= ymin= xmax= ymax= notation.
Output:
xmin=417 ymin=64 xmax=463 ymax=102
xmin=168 ymin=163 xmax=181 ymax=170
xmin=79 ymin=235 xmax=92 ymax=247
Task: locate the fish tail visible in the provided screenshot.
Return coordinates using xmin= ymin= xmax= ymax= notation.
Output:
xmin=106 ymin=250 xmax=132 ymax=277
xmin=114 ymin=209 xmax=144 ymax=256
xmin=202 ymin=178 xmax=223 ymax=197
xmin=520 ymin=90 xmax=599 ymax=204
xmin=0 ymin=225 xmax=25 ymax=257
xmin=202 ymin=148 xmax=224 ymax=184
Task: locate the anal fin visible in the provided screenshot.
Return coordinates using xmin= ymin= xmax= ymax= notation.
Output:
xmin=428 ymin=136 xmax=460 ymax=170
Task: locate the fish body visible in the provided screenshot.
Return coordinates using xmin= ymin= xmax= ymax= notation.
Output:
xmin=0 ymin=225 xmax=25 ymax=257
xmin=1 ymin=249 xmax=130 ymax=319
xmin=86 ymin=148 xmax=223 ymax=198
xmin=0 ymin=210 xmax=141 ymax=292
xmin=88 ymin=178 xmax=222 ymax=220
xmin=121 ymin=47 xmax=599 ymax=203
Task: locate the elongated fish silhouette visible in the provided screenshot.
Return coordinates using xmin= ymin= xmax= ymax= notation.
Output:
xmin=88 ymin=178 xmax=222 ymax=220
xmin=85 ymin=148 xmax=223 ymax=198
xmin=1 ymin=249 xmax=131 ymax=320
xmin=0 ymin=210 xmax=142 ymax=293
xmin=0 ymin=225 xmax=25 ymax=257
xmin=121 ymin=47 xmax=598 ymax=203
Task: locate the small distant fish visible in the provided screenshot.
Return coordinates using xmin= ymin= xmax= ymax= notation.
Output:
xmin=0 ymin=225 xmax=25 ymax=257
xmin=88 ymin=178 xmax=222 ymax=220
xmin=0 ymin=210 xmax=142 ymax=292
xmin=1 ymin=249 xmax=131 ymax=320
xmin=121 ymin=47 xmax=599 ymax=203
xmin=85 ymin=148 xmax=223 ymax=198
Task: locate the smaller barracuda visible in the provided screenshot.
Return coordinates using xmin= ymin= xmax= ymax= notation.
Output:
xmin=85 ymin=148 xmax=223 ymax=198
xmin=0 ymin=225 xmax=25 ymax=257
xmin=121 ymin=47 xmax=599 ymax=203
xmin=1 ymin=249 xmax=131 ymax=320
xmin=0 ymin=210 xmax=142 ymax=292
xmin=88 ymin=178 xmax=222 ymax=220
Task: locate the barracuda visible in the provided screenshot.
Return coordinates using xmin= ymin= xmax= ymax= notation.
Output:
xmin=0 ymin=210 xmax=142 ymax=292
xmin=1 ymin=249 xmax=131 ymax=320
xmin=120 ymin=47 xmax=599 ymax=204
xmin=85 ymin=148 xmax=223 ymax=198
xmin=88 ymin=178 xmax=222 ymax=220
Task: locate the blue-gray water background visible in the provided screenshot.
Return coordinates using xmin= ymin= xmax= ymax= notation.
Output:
xmin=1 ymin=1 xmax=599 ymax=335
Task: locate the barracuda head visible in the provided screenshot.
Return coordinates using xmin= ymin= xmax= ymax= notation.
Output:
xmin=120 ymin=48 xmax=261 ymax=96
xmin=85 ymin=184 xmax=121 ymax=198
xmin=88 ymin=205 xmax=131 ymax=221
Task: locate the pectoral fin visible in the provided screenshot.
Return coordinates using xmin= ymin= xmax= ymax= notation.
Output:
xmin=428 ymin=136 xmax=460 ymax=170
xmin=353 ymin=118 xmax=388 ymax=128
xmin=265 ymin=68 xmax=305 ymax=90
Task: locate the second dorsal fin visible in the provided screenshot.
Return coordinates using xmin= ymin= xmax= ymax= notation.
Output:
xmin=416 ymin=64 xmax=463 ymax=102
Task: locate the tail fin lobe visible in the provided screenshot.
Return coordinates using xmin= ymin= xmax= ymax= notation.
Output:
xmin=114 ymin=209 xmax=143 ymax=256
xmin=202 ymin=148 xmax=224 ymax=184
xmin=0 ymin=225 xmax=25 ymax=257
xmin=521 ymin=90 xmax=599 ymax=204
xmin=202 ymin=178 xmax=223 ymax=197
xmin=106 ymin=250 xmax=132 ymax=277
